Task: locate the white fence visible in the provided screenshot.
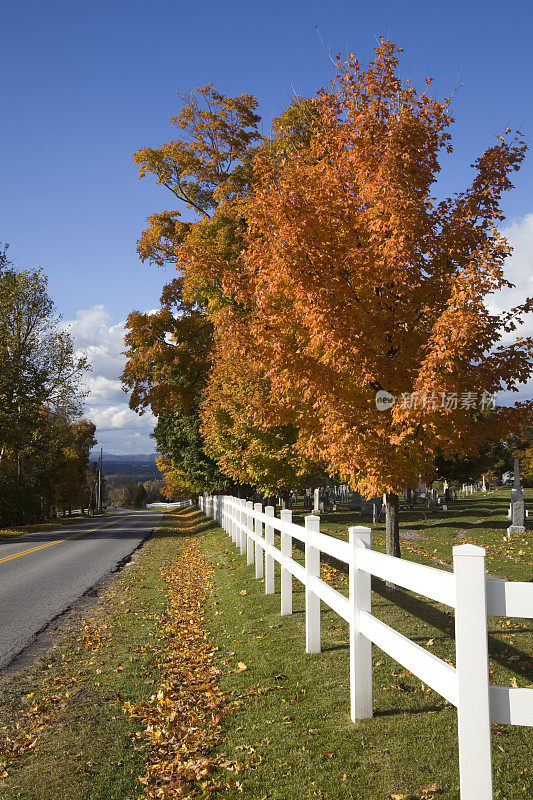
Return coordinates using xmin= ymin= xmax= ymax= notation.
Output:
xmin=199 ymin=493 xmax=533 ymax=800
xmin=146 ymin=500 xmax=192 ymax=511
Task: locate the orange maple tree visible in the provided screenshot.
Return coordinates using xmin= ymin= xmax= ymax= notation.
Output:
xmin=217 ymin=40 xmax=532 ymax=553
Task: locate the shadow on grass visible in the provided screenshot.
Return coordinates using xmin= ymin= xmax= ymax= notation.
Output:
xmin=374 ymin=703 xmax=449 ymax=718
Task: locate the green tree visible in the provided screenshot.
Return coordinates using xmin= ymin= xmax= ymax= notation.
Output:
xmin=153 ymin=406 xmax=232 ymax=497
xmin=0 ymin=263 xmax=91 ymax=524
xmin=133 ymin=483 xmax=148 ymax=509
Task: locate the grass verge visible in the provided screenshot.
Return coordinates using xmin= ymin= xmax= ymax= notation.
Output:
xmin=0 ymin=511 xmax=190 ymax=800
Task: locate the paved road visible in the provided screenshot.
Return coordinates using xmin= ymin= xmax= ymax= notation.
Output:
xmin=0 ymin=510 xmax=163 ymax=669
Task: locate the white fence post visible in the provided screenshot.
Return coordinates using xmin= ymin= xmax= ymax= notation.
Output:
xmin=246 ymin=501 xmax=254 ymax=566
xmin=453 ymin=544 xmax=493 ymax=800
xmin=229 ymin=498 xmax=234 ymax=543
xmin=233 ymin=499 xmax=238 ymax=545
xmin=229 ymin=498 xmax=235 ymax=543
xmin=239 ymin=499 xmax=246 ymax=555
xmin=349 ymin=526 xmax=373 ymax=721
xmin=305 ymin=514 xmax=321 ymax=653
xmin=254 ymin=502 xmax=264 ymax=579
xmin=280 ymin=509 xmax=293 ymax=615
xmin=265 ymin=505 xmax=275 ymax=594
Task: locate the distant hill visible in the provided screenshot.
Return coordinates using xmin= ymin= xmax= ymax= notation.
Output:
xmin=90 ymin=453 xmax=162 ymax=482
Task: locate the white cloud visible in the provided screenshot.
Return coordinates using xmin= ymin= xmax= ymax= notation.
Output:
xmin=489 ymin=214 xmax=533 ymax=405
xmin=65 ymin=305 xmax=157 ymax=454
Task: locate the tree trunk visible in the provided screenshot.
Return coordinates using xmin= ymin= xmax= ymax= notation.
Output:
xmin=385 ymin=492 xmax=401 ymax=589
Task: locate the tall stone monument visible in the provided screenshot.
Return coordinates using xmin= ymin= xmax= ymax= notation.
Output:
xmin=507 ymin=458 xmax=526 ymax=536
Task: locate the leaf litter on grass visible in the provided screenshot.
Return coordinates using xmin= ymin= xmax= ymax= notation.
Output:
xmin=124 ymin=509 xmax=267 ymax=799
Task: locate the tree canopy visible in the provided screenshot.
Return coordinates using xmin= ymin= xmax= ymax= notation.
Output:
xmin=124 ymin=41 xmax=532 ymax=519
xmin=0 ymin=261 xmax=95 ymax=524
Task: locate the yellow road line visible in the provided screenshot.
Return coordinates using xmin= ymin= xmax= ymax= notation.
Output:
xmin=0 ymin=514 xmax=136 ymax=565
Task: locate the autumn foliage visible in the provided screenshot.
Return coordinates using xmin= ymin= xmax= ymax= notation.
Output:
xmin=124 ymin=41 xmax=532 ymax=506
xmin=221 ymin=40 xmax=532 ymax=498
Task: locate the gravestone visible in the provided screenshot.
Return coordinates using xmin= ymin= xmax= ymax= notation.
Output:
xmin=372 ymin=499 xmax=383 ymax=523
xmin=313 ymin=488 xmax=320 ymax=513
xmin=361 ymin=497 xmax=380 ymax=517
xmin=360 ymin=498 xmax=374 ymax=516
xmin=349 ymin=491 xmax=362 ymax=510
xmin=507 ymin=458 xmax=526 ymax=536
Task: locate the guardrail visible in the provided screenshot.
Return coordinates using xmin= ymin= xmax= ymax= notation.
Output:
xmin=199 ymin=493 xmax=533 ymax=800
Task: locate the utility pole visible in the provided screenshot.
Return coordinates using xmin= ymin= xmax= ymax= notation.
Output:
xmin=97 ymin=447 xmax=103 ymax=513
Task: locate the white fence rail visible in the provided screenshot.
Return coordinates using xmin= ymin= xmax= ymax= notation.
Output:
xmin=199 ymin=494 xmax=532 ymax=800
xmin=146 ymin=500 xmax=192 ymax=511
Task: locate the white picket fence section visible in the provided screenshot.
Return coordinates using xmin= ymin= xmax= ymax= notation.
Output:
xmin=199 ymin=493 xmax=533 ymax=800
xmin=146 ymin=500 xmax=192 ymax=511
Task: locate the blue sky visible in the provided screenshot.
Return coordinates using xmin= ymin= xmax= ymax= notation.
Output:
xmin=1 ymin=1 xmax=532 ymax=452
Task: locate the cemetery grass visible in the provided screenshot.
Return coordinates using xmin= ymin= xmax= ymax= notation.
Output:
xmin=0 ymin=511 xmax=189 ymax=800
xmin=199 ymin=507 xmax=532 ymax=800
xmin=310 ymin=487 xmax=533 ymax=582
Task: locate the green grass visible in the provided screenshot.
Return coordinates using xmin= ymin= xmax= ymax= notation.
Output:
xmin=0 ymin=512 xmax=190 ymax=800
xmin=196 ymin=498 xmax=533 ymax=800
